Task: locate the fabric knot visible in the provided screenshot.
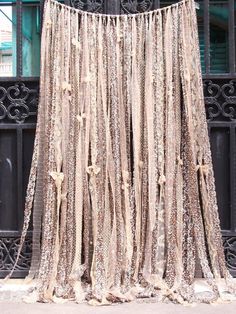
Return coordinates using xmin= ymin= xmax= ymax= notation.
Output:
xmin=177 ymin=156 xmax=183 ymax=166
xmin=46 ymin=19 xmax=52 ymax=29
xmin=72 ymin=38 xmax=80 ymax=49
xmin=139 ymin=160 xmax=144 ymax=168
xmin=122 ymin=170 xmax=130 ymax=190
xmin=158 ymin=174 xmax=166 ymax=185
xmin=150 ymin=74 xmax=155 ymax=83
xmin=117 ymin=33 xmax=123 ymax=43
xmin=62 ymin=81 xmax=71 ymax=92
xmin=61 ymin=192 xmax=67 ymax=201
xmin=86 ymin=165 xmax=101 ymax=176
xmin=76 ymin=113 xmax=86 ymax=125
xmin=122 ymin=183 xmax=130 ymax=190
xmin=83 ymin=74 xmax=91 ymax=83
xmin=196 ymin=163 xmax=209 ymax=176
xmin=70 ymin=264 xmax=86 ymax=281
xmin=49 ymin=171 xmax=64 ymax=187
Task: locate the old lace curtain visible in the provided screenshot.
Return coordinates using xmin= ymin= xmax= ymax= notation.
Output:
xmin=9 ymin=0 xmax=236 ymax=305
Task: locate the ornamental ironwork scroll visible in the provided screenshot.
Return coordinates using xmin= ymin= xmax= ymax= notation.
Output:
xmin=69 ymin=0 xmax=104 ymax=12
xmin=0 ymin=237 xmax=32 ymax=271
xmin=0 ymin=82 xmax=39 ymax=124
xmin=223 ymin=237 xmax=236 ymax=275
xmin=204 ymin=79 xmax=236 ymax=121
xmin=121 ymin=0 xmax=154 ymax=13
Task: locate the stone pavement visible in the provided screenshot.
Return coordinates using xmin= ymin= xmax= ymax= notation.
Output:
xmin=1 ymin=300 xmax=236 ymax=314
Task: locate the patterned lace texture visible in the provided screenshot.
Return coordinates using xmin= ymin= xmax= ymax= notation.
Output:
xmin=9 ymin=0 xmax=236 ymax=305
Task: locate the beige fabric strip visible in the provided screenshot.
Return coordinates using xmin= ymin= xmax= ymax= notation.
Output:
xmin=131 ymin=15 xmax=142 ymax=282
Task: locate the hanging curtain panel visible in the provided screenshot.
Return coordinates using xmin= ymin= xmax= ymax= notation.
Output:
xmin=6 ymin=0 xmax=236 ymax=305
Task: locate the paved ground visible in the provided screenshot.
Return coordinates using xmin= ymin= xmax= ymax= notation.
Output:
xmin=1 ymin=300 xmax=236 ymax=314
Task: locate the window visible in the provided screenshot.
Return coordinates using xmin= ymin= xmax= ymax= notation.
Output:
xmin=0 ymin=0 xmax=40 ymax=77
xmin=0 ymin=3 xmax=16 ymax=76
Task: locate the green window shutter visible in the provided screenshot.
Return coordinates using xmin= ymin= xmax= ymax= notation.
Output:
xmin=198 ymin=20 xmax=205 ymax=73
xmin=210 ymin=24 xmax=229 ymax=73
xmin=197 ymin=2 xmax=229 ymax=74
xmin=22 ymin=4 xmax=40 ymax=76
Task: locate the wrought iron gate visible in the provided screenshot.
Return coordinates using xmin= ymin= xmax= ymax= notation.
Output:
xmin=0 ymin=0 xmax=235 ymax=278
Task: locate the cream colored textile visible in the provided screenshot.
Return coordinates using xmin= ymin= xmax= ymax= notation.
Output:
xmin=11 ymin=0 xmax=236 ymax=304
